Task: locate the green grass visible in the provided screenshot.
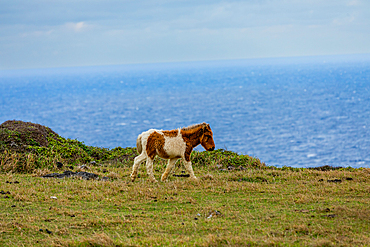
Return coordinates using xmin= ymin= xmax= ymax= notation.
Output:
xmin=1 ymin=162 xmax=370 ymax=246
xmin=1 ymin=121 xmax=370 ymax=246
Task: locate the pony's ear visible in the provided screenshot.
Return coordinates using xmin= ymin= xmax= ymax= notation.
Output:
xmin=201 ymin=123 xmax=207 ymax=133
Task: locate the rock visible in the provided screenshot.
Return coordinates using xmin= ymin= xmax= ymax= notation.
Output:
xmin=173 ymin=174 xmax=190 ymax=177
xmin=322 ymin=214 xmax=336 ymax=218
xmin=0 ymin=120 xmax=60 ymax=152
xmin=207 ymin=210 xmax=222 ymax=219
xmin=78 ymin=165 xmax=90 ymax=170
xmin=227 ymin=166 xmax=235 ymax=170
xmin=56 ymin=162 xmax=63 ymax=169
xmin=42 ymin=170 xmax=100 ymax=180
xmin=327 ymin=179 xmax=342 ymax=183
xmin=76 ymin=171 xmax=99 ymax=180
xmin=42 ymin=173 xmax=62 ymax=178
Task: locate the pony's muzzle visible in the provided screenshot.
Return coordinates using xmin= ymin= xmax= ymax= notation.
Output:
xmin=209 ymin=147 xmax=215 ymax=151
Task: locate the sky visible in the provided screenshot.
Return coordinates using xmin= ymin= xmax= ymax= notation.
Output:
xmin=1 ymin=0 xmax=370 ymax=70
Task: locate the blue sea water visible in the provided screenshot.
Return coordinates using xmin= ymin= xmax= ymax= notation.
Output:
xmin=1 ymin=54 xmax=370 ymax=168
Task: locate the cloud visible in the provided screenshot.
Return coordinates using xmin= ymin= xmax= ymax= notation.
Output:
xmin=64 ymin=22 xmax=89 ymax=32
xmin=347 ymin=0 xmax=359 ymax=6
xmin=1 ymin=0 xmax=370 ymax=69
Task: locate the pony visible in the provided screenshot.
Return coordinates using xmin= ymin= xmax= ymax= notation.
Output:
xmin=130 ymin=122 xmax=215 ymax=182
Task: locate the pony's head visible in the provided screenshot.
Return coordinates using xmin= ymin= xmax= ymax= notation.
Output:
xmin=200 ymin=123 xmax=215 ymax=151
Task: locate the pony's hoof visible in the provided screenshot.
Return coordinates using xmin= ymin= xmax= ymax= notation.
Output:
xmin=190 ymin=177 xmax=199 ymax=182
xmin=130 ymin=175 xmax=136 ymax=182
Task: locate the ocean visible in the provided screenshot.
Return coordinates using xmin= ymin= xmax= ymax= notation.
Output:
xmin=1 ymin=54 xmax=369 ymax=168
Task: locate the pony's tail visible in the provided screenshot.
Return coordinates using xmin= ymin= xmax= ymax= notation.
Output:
xmin=136 ymin=135 xmax=143 ymax=154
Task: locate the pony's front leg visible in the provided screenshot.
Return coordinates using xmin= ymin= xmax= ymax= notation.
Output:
xmin=183 ymin=159 xmax=198 ymax=181
xmin=146 ymin=158 xmax=157 ymax=183
xmin=161 ymin=158 xmax=178 ymax=181
xmin=131 ymin=153 xmax=147 ymax=182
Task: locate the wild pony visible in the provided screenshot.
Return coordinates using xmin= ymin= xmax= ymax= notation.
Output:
xmin=131 ymin=123 xmax=215 ymax=182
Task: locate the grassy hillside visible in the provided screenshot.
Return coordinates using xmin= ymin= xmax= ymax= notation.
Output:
xmin=0 ymin=120 xmax=264 ymax=174
xmin=1 ymin=120 xmax=370 ymax=246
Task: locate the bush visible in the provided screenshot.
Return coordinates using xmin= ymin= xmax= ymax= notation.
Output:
xmin=0 ymin=120 xmax=136 ymax=173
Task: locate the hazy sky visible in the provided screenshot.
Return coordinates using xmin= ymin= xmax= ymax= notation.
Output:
xmin=1 ymin=0 xmax=370 ymax=70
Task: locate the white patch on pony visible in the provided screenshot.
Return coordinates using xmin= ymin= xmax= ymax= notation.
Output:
xmin=162 ymin=129 xmax=186 ymax=158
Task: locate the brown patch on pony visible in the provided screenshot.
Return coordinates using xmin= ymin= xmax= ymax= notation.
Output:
xmin=163 ymin=129 xmax=178 ymax=137
xmin=146 ymin=131 xmax=170 ymax=160
xmin=181 ymin=123 xmax=215 ymax=161
xmin=184 ymin=145 xmax=193 ymax=162
xmin=201 ymin=124 xmax=215 ymax=151
xmin=181 ymin=122 xmax=206 ymax=131
xmin=181 ymin=124 xmax=205 ymax=162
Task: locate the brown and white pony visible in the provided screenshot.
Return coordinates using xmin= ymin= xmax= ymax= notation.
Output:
xmin=131 ymin=122 xmax=215 ymax=182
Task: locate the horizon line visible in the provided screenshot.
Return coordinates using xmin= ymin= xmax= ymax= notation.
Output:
xmin=1 ymin=53 xmax=370 ymax=73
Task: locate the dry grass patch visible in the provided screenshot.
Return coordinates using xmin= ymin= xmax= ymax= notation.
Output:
xmin=1 ymin=151 xmax=370 ymax=246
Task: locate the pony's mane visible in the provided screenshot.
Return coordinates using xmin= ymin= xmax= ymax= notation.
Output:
xmin=181 ymin=122 xmax=206 ymax=131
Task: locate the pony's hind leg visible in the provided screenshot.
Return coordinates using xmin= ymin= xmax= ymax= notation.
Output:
xmin=145 ymin=158 xmax=157 ymax=182
xmin=131 ymin=153 xmax=147 ymax=182
xmin=161 ymin=158 xmax=178 ymax=181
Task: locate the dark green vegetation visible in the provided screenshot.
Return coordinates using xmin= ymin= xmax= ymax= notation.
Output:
xmin=0 ymin=120 xmax=264 ymax=174
xmin=0 ymin=120 xmax=137 ymax=173
xmin=1 ymin=121 xmax=370 ymax=246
